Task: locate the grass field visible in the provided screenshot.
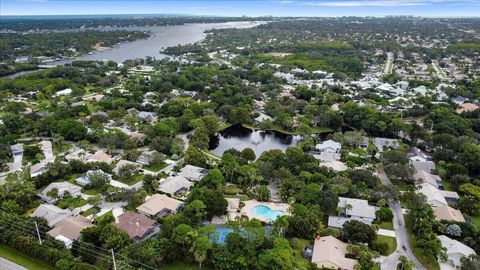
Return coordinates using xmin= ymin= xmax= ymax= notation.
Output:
xmin=471 ymin=215 xmax=480 ymax=230
xmin=144 ymin=162 xmax=168 ymax=172
xmin=56 ymin=196 xmax=88 ymax=209
xmin=0 ymin=244 xmax=54 ymax=270
xmin=116 ymin=174 xmax=144 ymax=185
xmin=375 ymin=235 xmax=397 ymax=255
xmin=379 ymin=221 xmax=394 ymax=230
xmin=292 ymin=239 xmax=312 ymax=270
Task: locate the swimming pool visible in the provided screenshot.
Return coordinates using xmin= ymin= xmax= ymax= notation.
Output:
xmin=251 ymin=205 xmax=285 ymax=221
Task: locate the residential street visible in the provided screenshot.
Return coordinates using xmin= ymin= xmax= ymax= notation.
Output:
xmin=0 ymin=257 xmax=27 ymax=270
xmin=376 ymin=167 xmax=426 ymax=270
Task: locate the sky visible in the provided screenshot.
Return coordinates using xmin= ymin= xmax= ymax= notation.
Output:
xmin=0 ymin=0 xmax=478 ymax=17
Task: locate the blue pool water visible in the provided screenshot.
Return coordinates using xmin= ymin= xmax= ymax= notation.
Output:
xmin=209 ymin=228 xmax=234 ymax=244
xmin=251 ymin=205 xmax=285 ymax=221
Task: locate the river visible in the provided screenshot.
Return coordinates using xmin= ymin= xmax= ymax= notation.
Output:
xmin=3 ymin=21 xmax=264 ymax=78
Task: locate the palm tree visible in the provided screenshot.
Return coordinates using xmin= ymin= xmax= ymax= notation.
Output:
xmin=345 ymin=203 xmax=353 ymax=217
xmin=397 ymin=255 xmax=414 ymax=270
xmin=273 ymin=216 xmax=289 ymax=237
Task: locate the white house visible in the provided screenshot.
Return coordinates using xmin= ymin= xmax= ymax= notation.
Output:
xmin=315 ymin=140 xmax=342 ymax=153
xmin=417 ymin=183 xmax=448 ymax=207
xmin=30 ymin=204 xmax=72 ymax=227
xmin=373 ymin=137 xmax=399 ymax=150
xmin=438 ymin=235 xmax=476 ymax=270
xmin=179 ymin=165 xmax=208 ymax=182
xmin=328 ymin=197 xmax=377 ymax=228
xmin=38 ymin=182 xmax=82 ymax=204
xmin=76 ymin=169 xmax=112 ymax=186
xmin=158 ymin=176 xmax=194 ymax=197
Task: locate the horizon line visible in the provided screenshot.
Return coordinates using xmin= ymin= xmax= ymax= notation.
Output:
xmin=1 ymin=13 xmax=479 ymax=18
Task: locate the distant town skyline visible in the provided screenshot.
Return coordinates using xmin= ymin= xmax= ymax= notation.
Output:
xmin=1 ymin=0 xmax=479 ymax=17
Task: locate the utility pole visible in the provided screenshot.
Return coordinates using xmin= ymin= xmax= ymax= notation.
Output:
xmin=34 ymin=221 xmax=42 ymax=245
xmin=111 ymin=249 xmax=117 ymax=270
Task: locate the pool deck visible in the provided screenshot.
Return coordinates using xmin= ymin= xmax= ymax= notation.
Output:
xmin=241 ymin=199 xmax=290 ymax=223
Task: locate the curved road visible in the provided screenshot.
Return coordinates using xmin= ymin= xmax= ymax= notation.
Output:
xmin=377 ymin=167 xmax=426 ymax=270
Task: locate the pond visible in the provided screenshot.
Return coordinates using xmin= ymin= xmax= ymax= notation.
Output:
xmin=208 ymin=125 xmax=302 ymax=158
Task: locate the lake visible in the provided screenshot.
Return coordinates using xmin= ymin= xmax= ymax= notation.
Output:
xmin=209 ymin=125 xmax=302 ymax=158
xmin=54 ymin=21 xmax=263 ymax=64
xmin=2 ymin=21 xmax=264 ymax=78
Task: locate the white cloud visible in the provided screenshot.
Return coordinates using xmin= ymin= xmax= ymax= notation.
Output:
xmin=279 ymin=0 xmax=296 ymax=3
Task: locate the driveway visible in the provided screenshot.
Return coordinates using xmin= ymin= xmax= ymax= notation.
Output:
xmin=0 ymin=257 xmax=27 ymax=270
xmin=376 ymin=167 xmax=426 ymax=270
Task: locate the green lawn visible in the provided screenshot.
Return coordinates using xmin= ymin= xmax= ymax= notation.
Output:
xmin=116 ymin=174 xmax=144 ymax=185
xmin=292 ymin=239 xmax=312 ymax=270
xmin=81 ymin=207 xmax=100 ymax=217
xmin=379 ymin=221 xmax=394 ymax=230
xmin=56 ymin=196 xmax=88 ymax=209
xmin=83 ymin=186 xmax=103 ymax=195
xmin=0 ymin=244 xmax=55 ymax=270
xmin=95 ymin=210 xmax=114 ymax=225
xmin=375 ymin=235 xmax=397 ymax=255
xmin=471 ymin=215 xmax=480 ymax=230
xmin=144 ymin=162 xmax=168 ymax=172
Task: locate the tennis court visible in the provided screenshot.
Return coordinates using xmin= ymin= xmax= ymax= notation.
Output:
xmin=212 ymin=228 xmax=233 ymax=244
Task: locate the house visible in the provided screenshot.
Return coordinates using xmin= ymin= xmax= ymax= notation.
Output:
xmin=30 ymin=204 xmax=72 ymax=227
xmin=158 ymin=176 xmax=194 ymax=196
xmin=373 ymin=138 xmax=399 ymax=150
xmin=138 ymin=111 xmax=158 ymax=123
xmin=84 ymin=150 xmax=113 ymax=164
xmin=30 ymin=161 xmax=49 ymax=178
xmin=38 ymin=182 xmax=82 ymax=204
xmin=441 ymin=190 xmax=460 ymax=205
xmin=315 ymin=140 xmax=341 ymax=153
xmin=408 ymin=147 xmax=432 ymax=162
xmin=314 ymin=152 xmax=341 ymax=163
xmin=411 ymin=160 xmax=436 ymax=174
xmin=114 ymin=211 xmax=159 ymax=242
xmin=438 ymin=235 xmax=476 ymax=270
xmin=455 ymin=103 xmax=479 ymax=114
xmin=413 ymin=170 xmax=443 ymax=189
xmin=136 ymin=150 xmax=161 ymax=166
xmin=179 ymin=165 xmax=208 ymax=182
xmin=328 ymin=197 xmax=377 ymax=228
xmin=47 ymin=215 xmax=94 ymax=248
xmin=83 ymin=93 xmax=105 ymax=102
xmin=311 ymin=236 xmax=358 ymax=270
xmin=254 ymin=112 xmax=273 ymax=124
xmin=452 ymin=96 xmax=467 ymax=105
xmin=359 ymin=136 xmax=369 ymax=148
xmin=53 ymin=88 xmax=73 ymax=97
xmin=112 ymin=160 xmax=140 ymax=175
xmin=136 ymin=194 xmax=184 ymax=217
xmin=417 ymin=183 xmax=448 ymax=207
xmin=433 ymin=205 xmax=465 ymax=223
xmin=76 ymin=169 xmax=111 ymax=186
xmin=65 ymin=149 xmax=88 ymax=162
xmin=11 ymin=143 xmax=24 ymax=156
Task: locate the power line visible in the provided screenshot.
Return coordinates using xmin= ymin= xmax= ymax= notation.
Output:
xmin=1 ymin=216 xmax=157 ymax=270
